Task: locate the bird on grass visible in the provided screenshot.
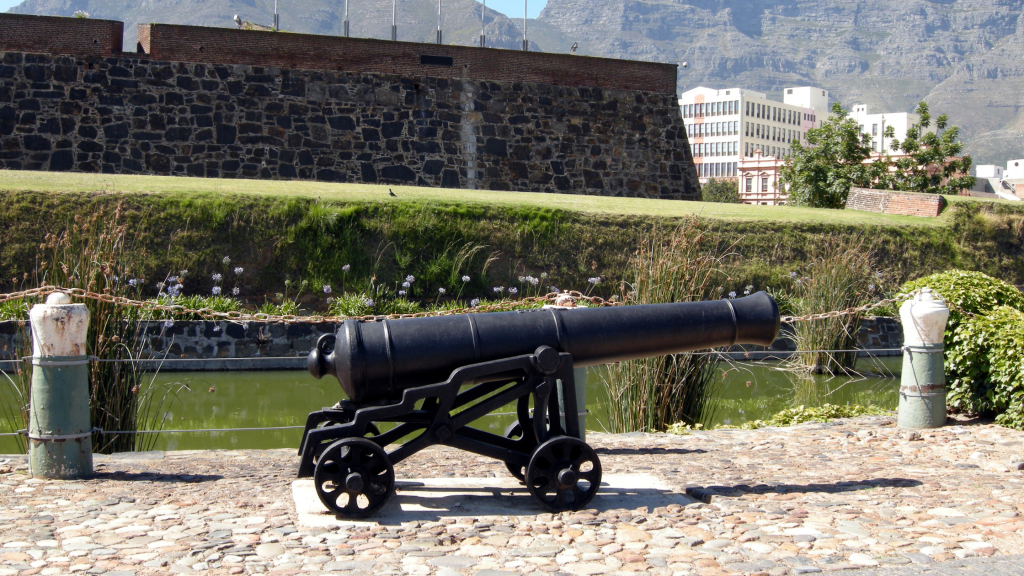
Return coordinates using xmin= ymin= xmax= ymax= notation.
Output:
xmin=570 ymin=42 xmax=578 ymax=55
xmin=389 ymin=188 xmax=397 ymax=197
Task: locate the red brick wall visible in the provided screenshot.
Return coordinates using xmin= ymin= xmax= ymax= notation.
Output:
xmin=846 ymin=188 xmax=946 ymax=217
xmin=137 ymin=23 xmax=677 ymax=94
xmin=0 ymin=14 xmax=123 ymax=58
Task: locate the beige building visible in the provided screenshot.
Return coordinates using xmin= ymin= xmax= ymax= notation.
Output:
xmin=679 ymin=86 xmax=828 ymax=183
xmin=737 ymin=150 xmax=785 ymax=205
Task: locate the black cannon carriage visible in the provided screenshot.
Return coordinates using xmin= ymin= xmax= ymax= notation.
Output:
xmin=298 ymin=292 xmax=780 ymax=518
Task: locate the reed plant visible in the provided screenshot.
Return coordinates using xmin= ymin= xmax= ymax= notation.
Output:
xmin=598 ymin=217 xmax=728 ymax=433
xmin=0 ymin=324 xmax=31 ymax=453
xmin=36 ymin=206 xmax=175 ymax=452
xmin=786 ymin=235 xmax=877 ymax=374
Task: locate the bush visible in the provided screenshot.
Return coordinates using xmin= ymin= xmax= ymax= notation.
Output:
xmin=701 ymin=179 xmax=740 ymax=203
xmin=947 ymin=306 xmax=1024 ymax=428
xmin=898 ymin=269 xmax=1024 ymax=422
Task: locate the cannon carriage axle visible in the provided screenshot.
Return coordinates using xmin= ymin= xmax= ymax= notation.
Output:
xmin=298 ymin=293 xmax=780 ymax=519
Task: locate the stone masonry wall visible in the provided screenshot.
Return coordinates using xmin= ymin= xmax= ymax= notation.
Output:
xmin=0 ymin=50 xmax=697 ymax=196
xmin=846 ymin=187 xmax=946 ymax=217
xmin=0 ymin=317 xmax=905 ymax=371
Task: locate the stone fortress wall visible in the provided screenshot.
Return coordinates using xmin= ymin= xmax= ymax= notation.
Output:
xmin=0 ymin=14 xmax=700 ymax=199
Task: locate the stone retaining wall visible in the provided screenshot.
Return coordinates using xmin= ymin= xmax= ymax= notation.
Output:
xmin=0 ymin=14 xmax=699 ymax=198
xmin=0 ymin=316 xmax=904 ymax=370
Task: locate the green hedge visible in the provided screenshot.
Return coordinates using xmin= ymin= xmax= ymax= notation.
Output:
xmin=900 ymin=270 xmax=1024 ymax=427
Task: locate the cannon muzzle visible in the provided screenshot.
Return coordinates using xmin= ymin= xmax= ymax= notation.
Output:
xmin=308 ymin=291 xmax=780 ymax=402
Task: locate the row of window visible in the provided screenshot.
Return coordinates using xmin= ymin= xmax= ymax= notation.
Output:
xmin=699 ymin=162 xmax=737 ymax=178
xmin=744 ymin=143 xmax=790 ymax=158
xmin=691 ymin=141 xmax=738 ymax=158
xmin=747 ymin=101 xmax=814 ymax=125
xmin=746 ymin=122 xmax=802 ymax=143
xmin=682 ymin=100 xmax=739 ymax=118
xmin=685 ymin=121 xmax=739 ymax=138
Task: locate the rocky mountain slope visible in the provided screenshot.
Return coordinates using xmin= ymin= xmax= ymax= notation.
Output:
xmin=8 ymin=0 xmax=1024 ymax=165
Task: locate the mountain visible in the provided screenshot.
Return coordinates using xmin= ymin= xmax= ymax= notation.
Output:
xmin=8 ymin=0 xmax=1024 ymax=166
xmin=531 ymin=0 xmax=1024 ymax=167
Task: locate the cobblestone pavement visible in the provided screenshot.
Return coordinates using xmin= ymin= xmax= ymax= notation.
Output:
xmin=2 ymin=415 xmax=1023 ymax=576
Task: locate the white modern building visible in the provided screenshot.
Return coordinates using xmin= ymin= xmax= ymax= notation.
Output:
xmin=679 ymin=86 xmax=828 ymax=182
xmin=972 ymin=161 xmax=1023 ymax=201
xmin=849 ymin=105 xmax=930 ymax=154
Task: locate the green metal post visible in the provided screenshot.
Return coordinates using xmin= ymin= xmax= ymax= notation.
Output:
xmin=28 ymin=293 xmax=92 ymax=479
xmin=897 ymin=288 xmax=950 ymax=429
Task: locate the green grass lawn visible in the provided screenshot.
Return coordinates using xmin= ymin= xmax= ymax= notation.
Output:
xmin=0 ymin=170 xmax=953 ymax=227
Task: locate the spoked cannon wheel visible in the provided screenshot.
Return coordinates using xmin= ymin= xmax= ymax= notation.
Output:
xmin=526 ymin=436 xmax=601 ymax=512
xmin=314 ymin=438 xmax=395 ymax=518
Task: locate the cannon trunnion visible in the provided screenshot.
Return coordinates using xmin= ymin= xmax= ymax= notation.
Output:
xmin=298 ymin=292 xmax=780 ymax=518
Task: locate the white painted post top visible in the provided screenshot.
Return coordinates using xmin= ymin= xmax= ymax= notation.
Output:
xmin=30 ymin=294 xmax=90 ymax=358
xmin=899 ymin=288 xmax=950 ymax=347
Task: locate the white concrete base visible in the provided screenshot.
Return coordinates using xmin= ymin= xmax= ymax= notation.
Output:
xmin=292 ymin=474 xmax=694 ymax=527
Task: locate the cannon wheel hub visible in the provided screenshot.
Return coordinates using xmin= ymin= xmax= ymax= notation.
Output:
xmin=314 ymin=438 xmax=394 ymax=518
xmin=526 ymin=436 xmax=601 ymax=512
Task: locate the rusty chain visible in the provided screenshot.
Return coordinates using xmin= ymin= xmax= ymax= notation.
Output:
xmin=1 ymin=286 xmax=968 ymax=324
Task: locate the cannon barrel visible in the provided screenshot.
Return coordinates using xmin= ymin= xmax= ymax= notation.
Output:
xmin=309 ymin=291 xmax=780 ymax=402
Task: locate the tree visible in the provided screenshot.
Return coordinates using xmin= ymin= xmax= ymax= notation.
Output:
xmin=870 ymin=102 xmax=975 ymax=195
xmin=779 ymin=102 xmax=872 ymax=209
xmin=701 ymin=178 xmax=741 ymax=203
xmin=780 ymin=101 xmax=976 ymax=209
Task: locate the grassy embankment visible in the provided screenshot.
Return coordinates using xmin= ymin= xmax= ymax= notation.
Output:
xmin=1 ymin=170 xmax=1022 ymax=306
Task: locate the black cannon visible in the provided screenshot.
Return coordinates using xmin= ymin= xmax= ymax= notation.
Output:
xmin=298 ymin=292 xmax=780 ymax=518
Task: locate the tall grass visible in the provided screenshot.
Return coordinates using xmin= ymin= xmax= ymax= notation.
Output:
xmin=0 ymin=324 xmax=31 ymax=453
xmin=787 ymin=235 xmax=876 ymax=374
xmin=36 ymin=207 xmax=176 ymax=452
xmin=598 ymin=217 xmax=728 ymax=433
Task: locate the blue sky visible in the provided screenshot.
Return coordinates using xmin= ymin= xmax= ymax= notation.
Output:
xmin=479 ymin=0 xmax=546 ymax=20
xmin=1 ymin=0 xmax=548 ymax=18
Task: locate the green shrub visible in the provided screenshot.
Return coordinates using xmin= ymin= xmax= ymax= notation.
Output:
xmin=897 ymin=269 xmax=1024 ymax=418
xmin=142 ymin=295 xmax=243 ymax=320
xmin=947 ymin=306 xmax=1024 ymax=429
xmin=667 ymin=403 xmax=890 ymax=433
xmin=0 ymin=298 xmax=29 ymax=321
xmin=701 ymin=178 xmax=741 ymax=203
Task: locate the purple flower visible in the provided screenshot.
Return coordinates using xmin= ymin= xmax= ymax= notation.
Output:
xmin=167 ymin=276 xmax=178 ymax=283
xmin=587 ymin=277 xmax=601 ymax=285
xmin=398 ymin=290 xmax=406 ymax=296
xmin=470 ymin=298 xmax=480 ymax=307
xmin=323 ymin=285 xmax=332 ymax=294
xmin=342 ymin=264 xmax=351 ymax=273
xmin=232 ymin=287 xmax=240 ymax=296
xmin=509 ymin=287 xmax=518 ymax=295
xmin=222 ymin=256 xmax=231 ymax=264
xmin=402 ymin=281 xmax=411 ymax=288
xmin=211 ymin=286 xmax=222 ymax=295
xmin=438 ymin=287 xmax=446 ymax=295
xmin=549 ymin=286 xmax=558 ymax=293
xmin=493 ymin=286 xmax=504 ymax=293
xmin=462 ymin=275 xmax=470 ymax=282
xmin=128 ymin=279 xmax=138 ymax=287
xmin=212 ymin=273 xmax=222 ymax=282
xmin=163 ymin=320 xmax=174 ymax=328
xmin=728 ymin=291 xmax=737 ymax=298
xmin=405 ymin=275 xmax=415 ymax=283
xmin=234 ymin=267 xmax=244 ymax=275
xmin=364 ymin=299 xmax=374 ymax=307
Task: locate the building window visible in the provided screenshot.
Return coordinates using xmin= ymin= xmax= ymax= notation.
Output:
xmin=745 ymin=178 xmax=753 ymax=193
xmin=872 ymin=123 xmax=878 ymax=135
xmin=762 ymin=178 xmax=768 ymax=194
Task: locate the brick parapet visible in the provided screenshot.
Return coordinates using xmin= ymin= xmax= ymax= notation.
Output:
xmin=846 ymin=187 xmax=946 ymax=217
xmin=0 ymin=13 xmax=123 ymax=58
xmin=136 ymin=23 xmax=677 ymax=94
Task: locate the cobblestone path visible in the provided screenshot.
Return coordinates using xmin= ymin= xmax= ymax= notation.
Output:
xmin=2 ymin=415 xmax=1023 ymax=576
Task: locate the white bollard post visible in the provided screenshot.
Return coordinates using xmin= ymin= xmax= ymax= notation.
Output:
xmin=28 ymin=292 xmax=93 ymax=478
xmin=897 ymin=288 xmax=950 ymax=429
